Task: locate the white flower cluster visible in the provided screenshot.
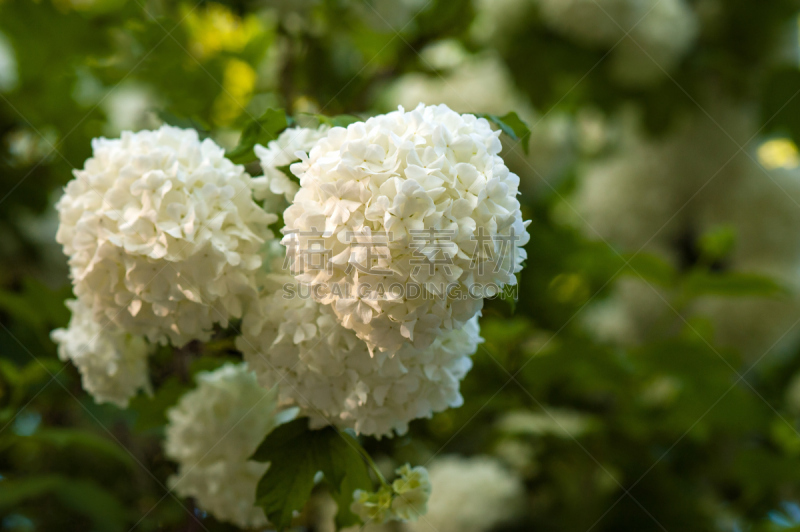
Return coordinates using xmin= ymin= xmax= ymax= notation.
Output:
xmin=237 ymin=274 xmax=482 ymax=437
xmin=538 ymin=0 xmax=631 ymax=47
xmin=383 ymin=53 xmax=534 ymax=119
xmin=609 ymin=0 xmax=699 ymax=87
xmin=693 ymin=158 xmax=800 ymax=357
xmin=572 ymin=104 xmax=753 ymax=258
xmin=383 ymin=52 xmax=574 ymax=194
xmin=405 ymin=455 xmax=525 ymax=532
xmin=253 ymin=126 xmax=329 ymax=203
xmin=574 ymin=104 xmax=800 ymax=359
xmin=352 ymin=464 xmax=432 ymax=523
xmin=470 ymin=0 xmax=537 ymax=49
xmin=55 ymin=125 xmax=276 ymax=347
xmin=0 ymin=31 xmax=18 ymax=93
xmin=283 ymin=104 xmax=529 ymax=356
xmin=165 ymin=363 xmax=281 ymax=529
xmin=50 ymin=299 xmax=152 ymax=407
xmin=537 ymin=0 xmax=698 ymax=86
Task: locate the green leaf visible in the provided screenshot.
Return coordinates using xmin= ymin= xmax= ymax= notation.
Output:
xmin=0 ymin=475 xmax=62 ymax=508
xmin=499 ymin=270 xmax=522 ymax=314
xmin=31 ymin=428 xmax=136 ymax=470
xmin=275 ymin=163 xmax=297 ymax=181
xmin=189 ymin=354 xmax=239 ymax=376
xmin=621 ymin=252 xmax=677 ymax=287
xmin=251 ymin=418 xmax=373 ymax=530
xmin=683 ymin=271 xmax=787 ymax=299
xmin=55 ymin=478 xmax=128 ymax=531
xmin=500 ymin=283 xmax=518 ymax=314
xmin=316 ymin=113 xmax=361 ymax=128
xmin=128 ymin=377 xmax=189 ymax=432
xmin=697 ymin=225 xmax=737 ymax=264
xmin=328 ymin=431 xmax=374 ymax=528
xmin=0 ymin=291 xmax=43 ymax=331
xmin=251 ymin=418 xmax=319 ymax=530
xmin=480 ymin=112 xmax=532 ymax=154
xmin=227 ymin=108 xmax=291 ymax=164
xmin=0 ymin=475 xmax=127 ymax=531
xmin=157 ymin=110 xmax=210 ymax=137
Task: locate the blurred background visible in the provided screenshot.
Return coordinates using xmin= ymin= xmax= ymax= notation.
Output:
xmin=5 ymin=0 xmax=800 ymax=530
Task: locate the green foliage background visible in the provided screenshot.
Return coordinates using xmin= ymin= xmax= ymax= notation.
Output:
xmin=3 ymin=0 xmax=800 ymax=531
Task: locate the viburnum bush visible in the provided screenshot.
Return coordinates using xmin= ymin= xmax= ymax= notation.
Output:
xmin=8 ymin=1 xmax=800 ymax=531
xmin=50 ymin=105 xmax=532 ymax=530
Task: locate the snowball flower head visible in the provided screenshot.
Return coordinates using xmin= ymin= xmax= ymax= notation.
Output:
xmin=283 ymin=104 xmax=528 ymax=355
xmin=169 ymin=458 xmax=271 ymax=529
xmin=253 ymin=126 xmax=329 ymax=202
xmin=55 ymin=125 xmax=277 ymax=346
xmin=610 ymin=0 xmax=698 ymax=87
xmin=236 ymin=274 xmax=483 ymax=438
xmin=165 ymin=363 xmax=281 ymax=528
xmin=50 ymin=299 xmax=152 ymax=407
xmin=538 ymin=0 xmax=630 ymax=47
xmin=406 ymin=455 xmax=524 ymax=532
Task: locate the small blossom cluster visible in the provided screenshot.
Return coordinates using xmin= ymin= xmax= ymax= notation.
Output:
xmin=574 ymin=103 xmax=800 ymax=358
xmin=406 ymin=455 xmax=524 ymax=532
xmin=50 ymin=299 xmax=152 ymax=407
xmin=475 ymin=0 xmax=698 ymax=86
xmin=253 ymin=125 xmax=330 ymax=203
xmin=165 ymin=363 xmax=281 ymax=529
xmin=351 ymin=464 xmax=432 ymax=523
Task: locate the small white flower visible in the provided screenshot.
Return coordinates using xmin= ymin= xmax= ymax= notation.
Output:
xmin=538 ymin=0 xmax=630 ymax=47
xmin=253 ymin=126 xmax=329 ymax=202
xmin=50 ymin=299 xmax=152 ymax=408
xmin=537 ymin=0 xmax=697 ymax=86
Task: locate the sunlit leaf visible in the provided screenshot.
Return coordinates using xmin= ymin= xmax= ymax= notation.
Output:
xmin=480 ymin=111 xmax=532 ymax=154
xmin=227 ymin=108 xmax=291 ymax=163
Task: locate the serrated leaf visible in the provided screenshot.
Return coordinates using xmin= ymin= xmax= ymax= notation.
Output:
xmin=480 ymin=111 xmax=532 ymax=154
xmin=328 ymin=431 xmax=373 ymax=528
xmin=251 ymin=418 xmax=373 ymax=530
xmin=251 ymin=418 xmax=321 ymax=529
xmin=227 ymin=108 xmax=291 ymax=164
